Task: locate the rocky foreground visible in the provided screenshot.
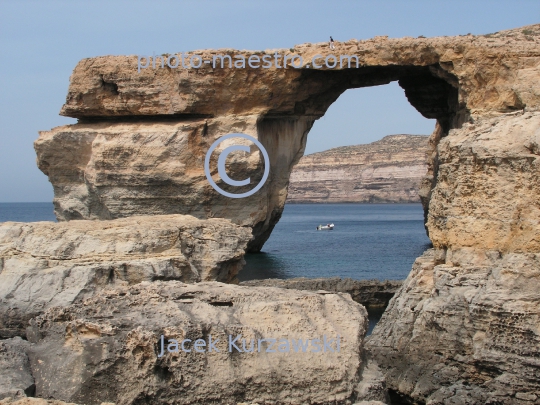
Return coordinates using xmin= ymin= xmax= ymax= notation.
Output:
xmin=25 ymin=282 xmax=368 ymax=404
xmin=0 ymin=215 xmax=251 ymax=339
xmin=0 ymin=217 xmax=389 ymax=404
xmin=0 ymin=23 xmax=539 ymax=405
xmin=287 ymin=135 xmax=429 ymax=203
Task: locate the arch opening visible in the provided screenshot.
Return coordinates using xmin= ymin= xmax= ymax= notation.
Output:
xmin=244 ymin=79 xmax=443 ymax=278
xmin=245 ymin=67 xmax=462 ymax=334
xmin=250 ymin=64 xmax=461 ymax=253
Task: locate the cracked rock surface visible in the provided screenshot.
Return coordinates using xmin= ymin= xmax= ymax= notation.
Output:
xmin=0 ymin=337 xmax=34 ymax=400
xmin=367 ymin=248 xmax=540 ymax=404
xmin=25 ymin=281 xmax=368 ymax=405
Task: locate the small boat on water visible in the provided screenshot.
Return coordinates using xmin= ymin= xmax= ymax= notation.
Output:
xmin=317 ymin=223 xmax=334 ymax=231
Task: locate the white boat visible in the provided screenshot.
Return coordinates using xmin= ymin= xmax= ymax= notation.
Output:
xmin=317 ymin=223 xmax=334 ymax=231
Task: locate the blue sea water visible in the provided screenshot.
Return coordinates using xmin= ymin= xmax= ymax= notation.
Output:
xmin=0 ymin=203 xmax=56 ymax=223
xmin=240 ymin=203 xmax=431 ymax=282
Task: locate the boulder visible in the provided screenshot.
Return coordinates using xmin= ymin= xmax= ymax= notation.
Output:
xmin=0 ymin=215 xmax=251 ymax=338
xmin=26 ymin=281 xmax=368 ymax=405
xmin=0 ymin=337 xmax=34 ymax=399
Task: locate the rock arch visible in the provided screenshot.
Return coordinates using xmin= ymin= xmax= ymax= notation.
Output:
xmin=38 ymin=30 xmax=527 ymax=252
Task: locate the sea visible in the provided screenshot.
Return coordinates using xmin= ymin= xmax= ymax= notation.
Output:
xmin=241 ymin=203 xmax=431 ymax=282
xmin=0 ymin=202 xmax=431 ymax=334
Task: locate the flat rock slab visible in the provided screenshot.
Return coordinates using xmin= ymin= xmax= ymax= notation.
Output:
xmin=241 ymin=277 xmax=402 ymax=309
xmin=0 ymin=215 xmax=251 ymax=338
xmin=26 ymin=281 xmax=368 ymax=405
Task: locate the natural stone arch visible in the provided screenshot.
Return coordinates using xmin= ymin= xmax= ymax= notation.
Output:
xmin=252 ymin=64 xmax=460 ymax=250
xmin=38 ymin=39 xmax=480 ymax=253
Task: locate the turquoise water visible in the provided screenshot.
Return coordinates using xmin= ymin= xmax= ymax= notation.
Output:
xmin=240 ymin=203 xmax=431 ymax=282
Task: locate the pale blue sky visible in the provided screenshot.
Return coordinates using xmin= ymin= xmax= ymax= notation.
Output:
xmin=1 ymin=0 xmax=538 ymax=202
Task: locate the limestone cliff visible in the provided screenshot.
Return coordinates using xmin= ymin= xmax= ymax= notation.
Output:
xmin=287 ymin=134 xmax=428 ymax=203
xmin=366 ymin=111 xmax=540 ymax=404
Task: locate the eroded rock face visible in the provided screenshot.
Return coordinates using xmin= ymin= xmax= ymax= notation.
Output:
xmin=33 ymin=23 xmax=540 ymax=404
xmin=36 ymin=117 xmax=310 ymax=252
xmin=367 ymin=248 xmax=540 ymax=404
xmin=426 ymin=112 xmax=540 ymax=252
xmin=367 ymin=113 xmax=540 ymax=404
xmin=26 ymin=281 xmax=368 ymax=405
xmin=287 ymin=135 xmax=429 ymax=203
xmin=0 ymin=215 xmax=251 ymax=338
xmin=58 ymin=28 xmax=540 ymax=120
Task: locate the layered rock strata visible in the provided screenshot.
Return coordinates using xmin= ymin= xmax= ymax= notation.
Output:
xmin=0 ymin=215 xmax=251 ymax=338
xmin=25 ymin=281 xmax=369 ymax=405
xmin=241 ymin=277 xmax=402 ymax=309
xmin=287 ymin=135 xmax=429 ymax=203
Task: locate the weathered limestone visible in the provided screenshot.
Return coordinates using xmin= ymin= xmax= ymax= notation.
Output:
xmin=287 ymin=135 xmax=429 ymax=203
xmin=365 ymin=111 xmax=540 ymax=404
xmin=367 ymin=248 xmax=540 ymax=404
xmin=25 ymin=281 xmax=369 ymax=405
xmin=0 ymin=215 xmax=251 ymax=338
xmin=426 ymin=112 xmax=540 ymax=252
xmin=368 ymin=108 xmax=540 ymax=405
xmin=59 ymin=28 xmax=540 ymax=119
xmin=35 ymin=117 xmax=309 ymax=252
xmin=31 ymin=23 xmax=540 ymax=404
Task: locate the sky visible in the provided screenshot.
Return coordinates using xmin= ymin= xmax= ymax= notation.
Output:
xmin=0 ymin=0 xmax=539 ymax=202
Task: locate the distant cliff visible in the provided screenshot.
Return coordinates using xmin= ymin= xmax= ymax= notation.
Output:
xmin=286 ymin=134 xmax=429 ymax=203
